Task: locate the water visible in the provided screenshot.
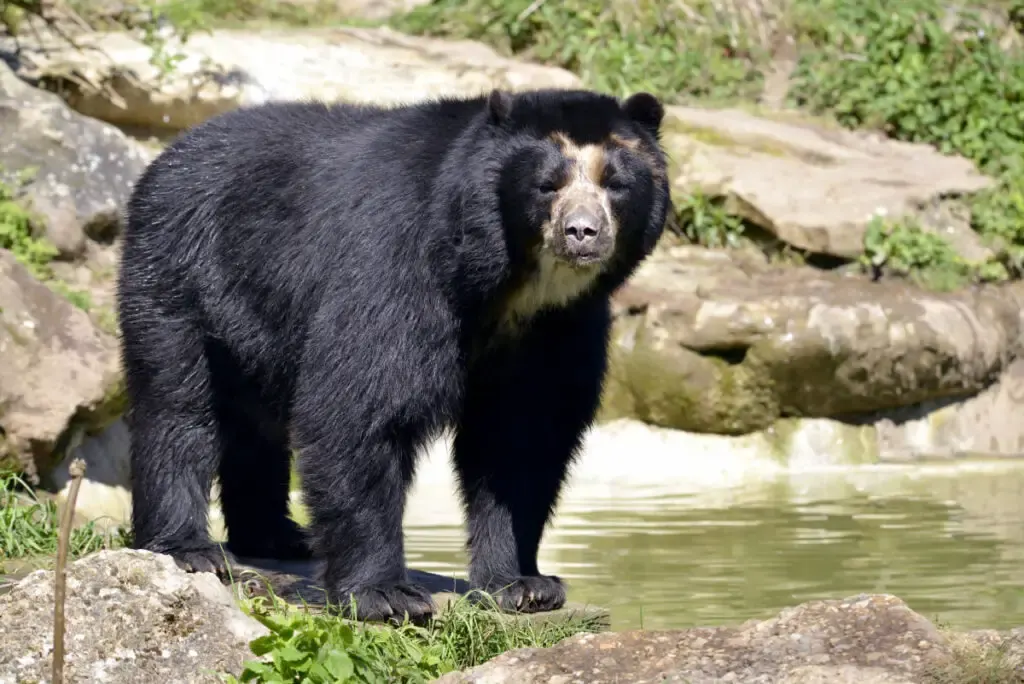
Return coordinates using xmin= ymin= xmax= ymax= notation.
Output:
xmin=403 ymin=457 xmax=1024 ymax=632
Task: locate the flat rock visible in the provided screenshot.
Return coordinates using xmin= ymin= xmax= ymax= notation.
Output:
xmin=0 ymin=251 xmax=123 ymax=482
xmin=433 ymin=595 xmax=969 ymax=684
xmin=6 ymin=25 xmax=581 ymax=131
xmin=230 ymin=556 xmax=611 ymax=631
xmin=603 ymin=245 xmax=1024 ymax=434
xmin=0 ymin=60 xmax=152 ymax=259
xmin=663 ymin=105 xmax=994 ymax=261
xmin=0 ymin=549 xmax=268 ymax=684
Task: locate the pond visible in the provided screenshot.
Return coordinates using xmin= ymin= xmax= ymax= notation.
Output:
xmin=402 ymin=456 xmax=1024 ymax=632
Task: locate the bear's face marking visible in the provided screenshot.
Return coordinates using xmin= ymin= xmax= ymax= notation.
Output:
xmin=499 ymin=130 xmax=660 ymax=329
xmin=542 ymin=132 xmax=618 ymax=269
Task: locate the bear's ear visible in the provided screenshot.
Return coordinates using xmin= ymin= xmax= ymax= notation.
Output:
xmin=622 ymin=92 xmax=664 ymax=135
xmin=486 ymin=89 xmax=513 ymax=126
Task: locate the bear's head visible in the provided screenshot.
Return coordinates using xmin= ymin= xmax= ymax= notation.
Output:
xmin=485 ymin=88 xmax=670 ymax=324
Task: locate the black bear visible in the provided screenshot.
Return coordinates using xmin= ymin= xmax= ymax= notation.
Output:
xmin=118 ymin=87 xmax=671 ymax=622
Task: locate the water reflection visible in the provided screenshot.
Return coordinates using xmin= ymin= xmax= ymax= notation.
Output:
xmin=403 ymin=461 xmax=1024 ymax=631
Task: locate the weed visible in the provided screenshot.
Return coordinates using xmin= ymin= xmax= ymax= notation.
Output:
xmin=675 ymin=191 xmax=748 ymax=248
xmin=224 ymin=589 xmax=604 ymax=684
xmin=0 ymin=172 xmax=94 ymax=310
xmin=0 ymin=174 xmax=58 ymax=281
xmin=860 ymin=215 xmax=1007 ymax=290
xmin=0 ymin=472 xmax=127 ymax=562
xmin=924 ymin=629 xmax=1024 ymax=684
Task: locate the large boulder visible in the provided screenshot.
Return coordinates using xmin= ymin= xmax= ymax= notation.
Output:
xmin=663 ymin=105 xmax=994 ymax=261
xmin=0 ymin=60 xmax=152 ymax=260
xmin=6 ymin=25 xmax=581 ymax=132
xmin=0 ymin=251 xmax=123 ymax=483
xmin=603 ymin=245 xmax=1024 ymax=437
xmin=435 ymin=594 xmax=1022 ymax=684
xmin=0 ymin=550 xmax=268 ymax=684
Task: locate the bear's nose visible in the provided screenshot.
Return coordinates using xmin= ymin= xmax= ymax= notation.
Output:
xmin=564 ymin=207 xmax=602 ymax=244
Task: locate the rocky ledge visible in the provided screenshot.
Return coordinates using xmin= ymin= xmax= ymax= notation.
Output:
xmin=437 ymin=594 xmax=1024 ymax=684
xmin=1 ymin=550 xmax=1020 ymax=684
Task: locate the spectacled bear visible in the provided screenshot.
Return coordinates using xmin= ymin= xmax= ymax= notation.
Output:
xmin=118 ymin=87 xmax=671 ymax=623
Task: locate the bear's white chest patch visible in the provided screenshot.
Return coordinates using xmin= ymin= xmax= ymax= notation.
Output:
xmin=500 ymin=252 xmax=600 ymax=331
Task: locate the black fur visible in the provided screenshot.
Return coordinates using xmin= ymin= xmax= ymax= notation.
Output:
xmin=118 ymin=87 xmax=670 ymax=622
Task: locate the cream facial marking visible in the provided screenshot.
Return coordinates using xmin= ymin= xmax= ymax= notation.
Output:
xmin=501 ymin=132 xmax=625 ymax=328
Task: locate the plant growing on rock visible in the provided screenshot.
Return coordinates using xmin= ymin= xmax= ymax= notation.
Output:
xmin=860 ymin=215 xmax=1007 ymax=290
xmin=0 ymin=173 xmax=95 ymax=311
xmin=224 ymin=591 xmax=604 ymax=684
xmin=674 ymin=190 xmax=747 ymax=248
xmin=0 ymin=173 xmax=58 ymax=280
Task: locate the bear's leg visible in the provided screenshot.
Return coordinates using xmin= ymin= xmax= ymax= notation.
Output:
xmin=295 ymin=433 xmax=434 ymax=622
xmin=217 ymin=404 xmax=311 ymax=562
xmin=125 ymin=316 xmax=234 ymax=578
xmin=454 ymin=305 xmax=610 ymax=613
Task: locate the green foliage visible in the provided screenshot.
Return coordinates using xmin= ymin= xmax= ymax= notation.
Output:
xmin=224 ymin=592 xmax=603 ymax=684
xmin=0 ymin=172 xmax=94 ymax=310
xmin=860 ymin=215 xmax=1007 ymax=291
xmin=675 ymin=191 xmax=747 ymax=248
xmin=787 ymin=1 xmax=1024 ymax=258
xmin=0 ymin=472 xmax=128 ymax=561
xmin=392 ymin=0 xmax=765 ymax=103
xmin=0 ymin=172 xmax=58 ymax=281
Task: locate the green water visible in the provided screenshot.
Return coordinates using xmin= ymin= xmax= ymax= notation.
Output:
xmin=403 ymin=462 xmax=1024 ymax=631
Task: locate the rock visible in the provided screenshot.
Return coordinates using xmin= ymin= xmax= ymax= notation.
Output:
xmin=432 ymin=594 xmax=964 ymax=684
xmin=0 ymin=549 xmax=268 ymax=684
xmin=87 ymin=0 xmax=428 ymax=23
xmin=0 ymin=250 xmax=123 ymax=483
xmin=278 ymin=0 xmax=430 ymax=21
xmin=663 ymin=105 xmax=994 ymax=261
xmin=0 ymin=60 xmax=152 ymax=259
xmin=225 ymin=556 xmax=610 ymax=632
xmin=7 ymin=25 xmax=581 ymax=132
xmin=603 ymin=244 xmax=1024 ymax=436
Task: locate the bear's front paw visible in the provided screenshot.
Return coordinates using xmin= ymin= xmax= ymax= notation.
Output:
xmin=476 ymin=574 xmax=567 ymax=614
xmin=328 ymin=581 xmax=436 ymax=625
xmin=158 ymin=543 xmax=238 ymax=582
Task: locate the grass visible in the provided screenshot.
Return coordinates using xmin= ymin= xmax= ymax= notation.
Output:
xmin=0 ymin=170 xmax=95 ymax=311
xmin=0 ymin=471 xmax=127 ymax=567
xmin=224 ymin=588 xmax=604 ymax=684
xmin=924 ymin=629 xmax=1024 ymax=684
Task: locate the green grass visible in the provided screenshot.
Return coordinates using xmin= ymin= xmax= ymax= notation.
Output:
xmin=0 ymin=171 xmax=95 ymax=310
xmin=0 ymin=471 xmax=128 ymax=565
xmin=224 ymin=590 xmax=604 ymax=684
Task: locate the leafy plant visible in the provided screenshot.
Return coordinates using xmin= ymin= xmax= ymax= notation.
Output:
xmin=859 ymin=215 xmax=1006 ymax=290
xmin=0 ymin=172 xmax=58 ymax=280
xmin=224 ymin=591 xmax=604 ymax=684
xmin=0 ymin=172 xmax=94 ymax=310
xmin=675 ymin=191 xmax=747 ymax=248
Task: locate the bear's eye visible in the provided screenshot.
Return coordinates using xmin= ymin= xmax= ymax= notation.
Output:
xmin=537 ymin=181 xmax=559 ymax=195
xmin=604 ymin=175 xmax=630 ymax=193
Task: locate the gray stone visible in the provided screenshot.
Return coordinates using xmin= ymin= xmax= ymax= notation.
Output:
xmin=0 ymin=550 xmax=268 ymax=684
xmin=0 ymin=60 xmax=152 ymax=256
xmin=432 ymin=595 xmax=977 ymax=684
xmin=0 ymin=251 xmax=122 ymax=482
